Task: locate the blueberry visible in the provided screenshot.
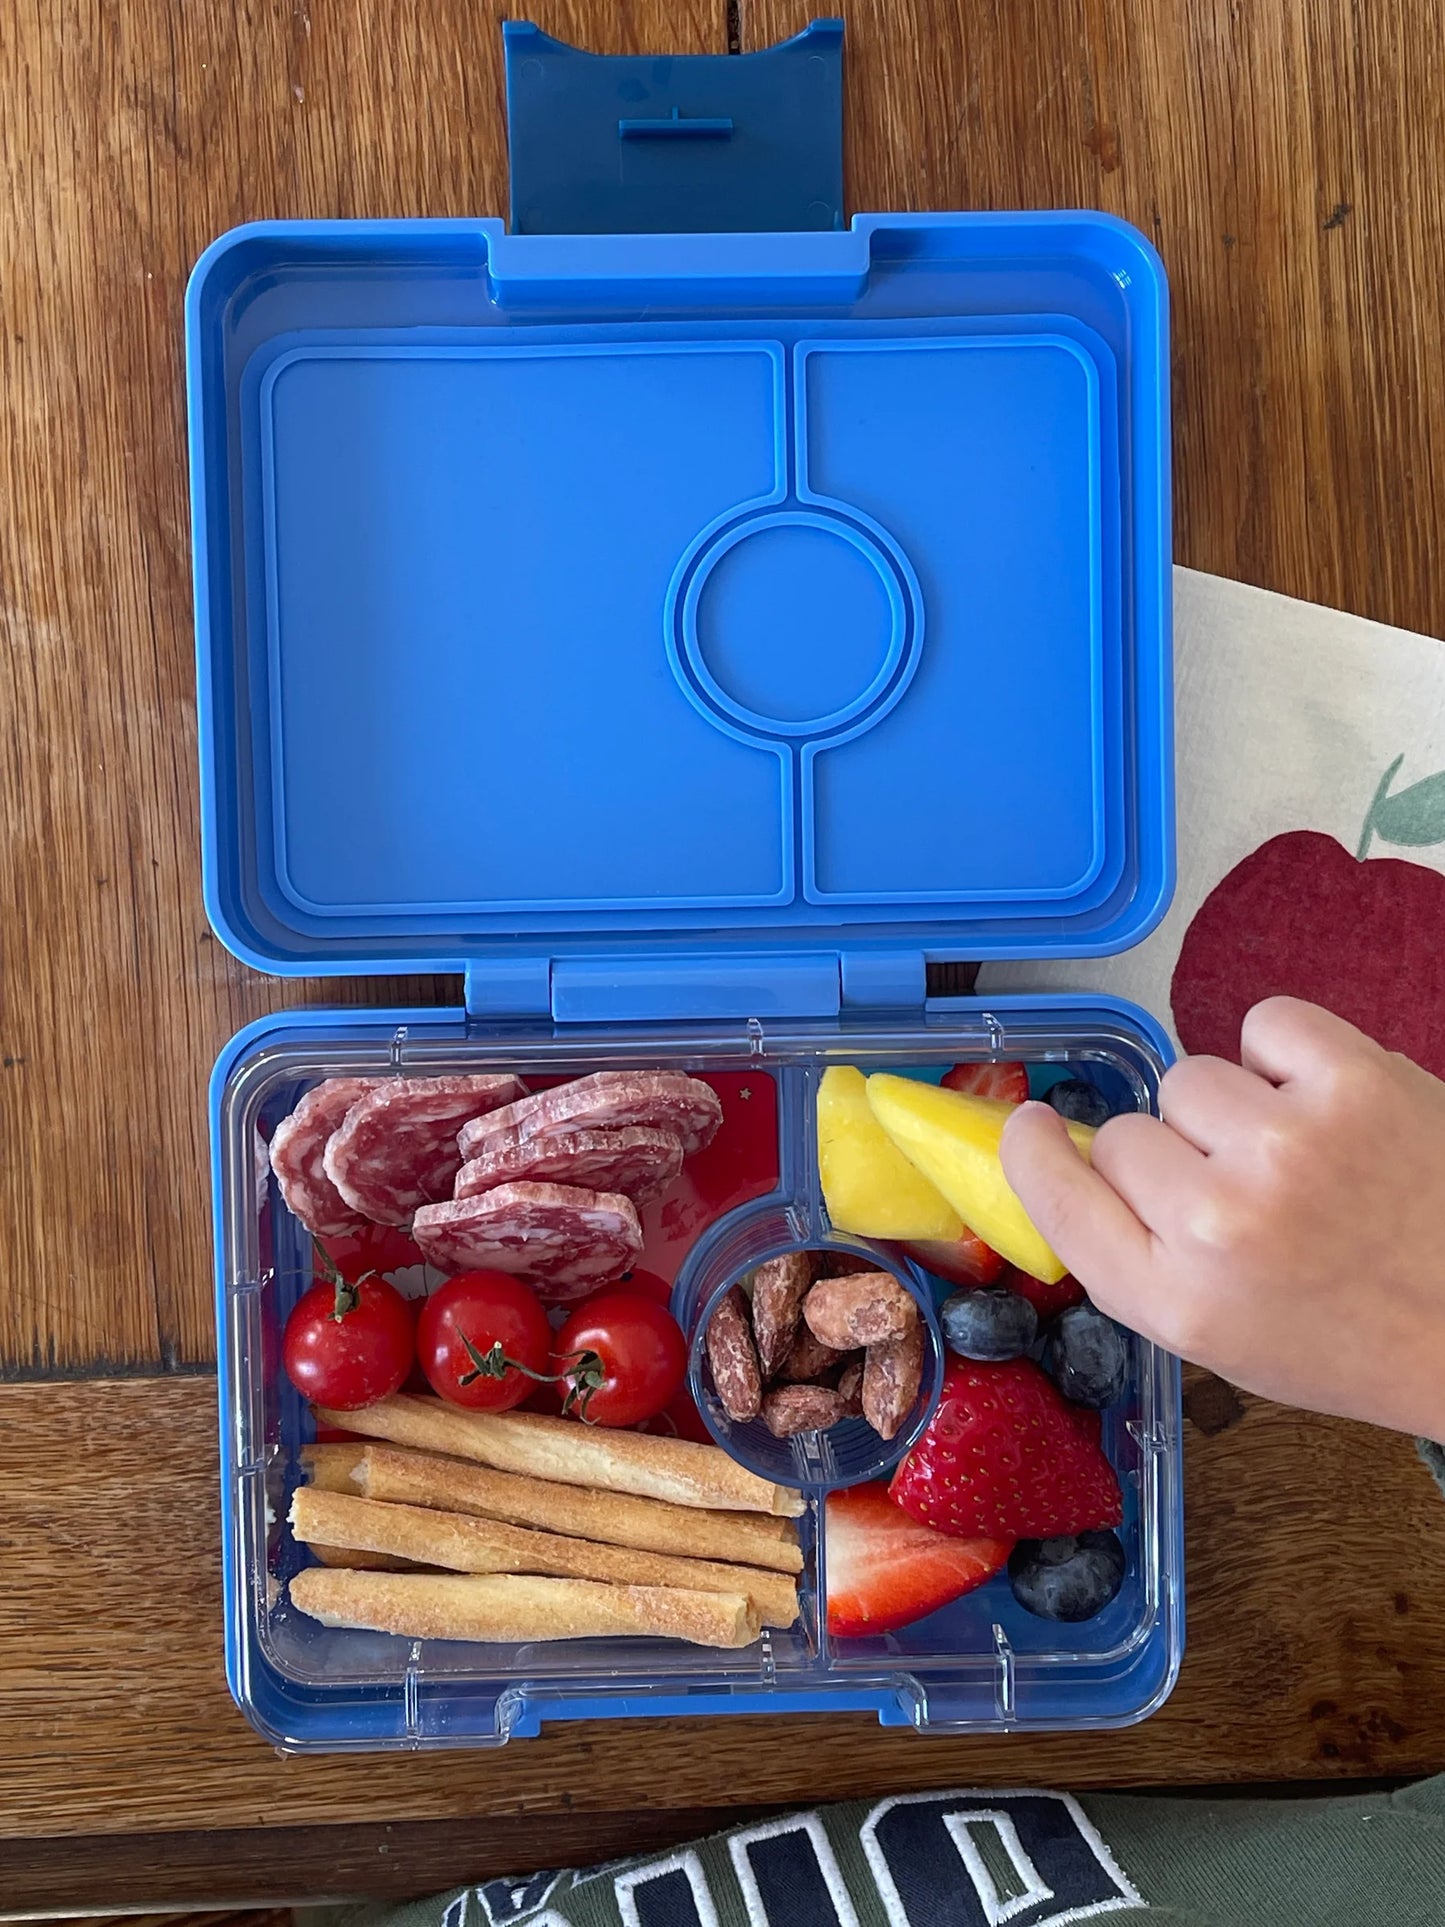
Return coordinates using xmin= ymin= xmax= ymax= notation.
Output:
xmin=1008 ymin=1531 xmax=1127 ymax=1622
xmin=940 ymin=1286 xmax=1038 ymax=1362
xmin=1046 ymin=1077 xmax=1114 ymax=1128
xmin=1043 ymin=1303 xmax=1129 ymax=1407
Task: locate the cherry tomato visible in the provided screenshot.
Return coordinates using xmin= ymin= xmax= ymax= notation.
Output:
xmin=282 ymin=1274 xmax=414 ymax=1410
xmin=551 ymin=1291 xmax=688 ymax=1428
xmin=610 ymin=1266 xmax=673 ymax=1307
xmin=417 ymin=1271 xmax=552 ymax=1411
xmin=315 ymin=1223 xmax=429 ymax=1286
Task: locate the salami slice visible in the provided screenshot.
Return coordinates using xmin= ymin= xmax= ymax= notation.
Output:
xmin=458 ymin=1070 xmax=723 ymax=1161
xmin=453 ymin=1126 xmax=684 ymax=1205
xmin=268 ymin=1077 xmax=379 ymax=1238
xmin=411 ymin=1182 xmax=643 ymax=1303
xmin=323 ymin=1075 xmax=523 ymax=1227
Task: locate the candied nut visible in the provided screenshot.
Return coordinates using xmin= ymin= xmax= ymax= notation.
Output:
xmin=777 ymin=1323 xmax=853 ymax=1384
xmin=750 ymin=1251 xmax=814 ymax=1380
xmin=761 ymin=1383 xmax=845 ymax=1438
xmin=862 ymin=1321 xmax=925 ymax=1441
xmin=706 ymin=1286 xmax=762 ymax=1421
xmin=836 ymin=1358 xmax=865 ymax=1417
xmin=803 ymin=1270 xmax=918 ymax=1350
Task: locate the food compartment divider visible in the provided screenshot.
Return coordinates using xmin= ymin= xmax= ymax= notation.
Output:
xmin=679 ymin=1200 xmax=945 ymax=1489
xmin=223 ymin=1021 xmax=834 ymax=1741
xmin=216 ymin=999 xmax=1181 ymax=1744
xmin=802 ymin=1012 xmax=1180 ymax=1730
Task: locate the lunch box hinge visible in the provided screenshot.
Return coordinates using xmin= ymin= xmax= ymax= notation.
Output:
xmin=466 ymin=948 xmax=927 ymax=1022
xmin=547 ymin=952 xmax=842 ymax=1023
xmin=838 ymin=948 xmax=928 ymax=1010
xmin=464 ymin=956 xmax=554 ymax=1021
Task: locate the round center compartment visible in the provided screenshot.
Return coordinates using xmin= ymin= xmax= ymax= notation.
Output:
xmin=682 ymin=1226 xmax=944 ymax=1492
xmin=678 ymin=509 xmax=915 ymax=737
xmin=696 ymin=523 xmax=892 ymax=725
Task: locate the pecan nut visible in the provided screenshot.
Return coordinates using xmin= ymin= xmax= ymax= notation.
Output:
xmin=705 ymin=1286 xmax=762 ymax=1421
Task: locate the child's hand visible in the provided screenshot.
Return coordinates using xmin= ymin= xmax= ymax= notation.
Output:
xmin=1001 ymin=998 xmax=1445 ymax=1438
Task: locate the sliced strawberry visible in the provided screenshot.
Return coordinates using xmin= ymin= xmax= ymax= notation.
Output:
xmin=890 ymin=1357 xmax=1122 ymax=1540
xmin=825 ymin=1482 xmax=1011 ymax=1637
xmin=1001 ymin=1265 xmax=1087 ymax=1319
xmin=941 ymin=1060 xmax=1031 ymax=1104
xmin=898 ymin=1230 xmax=1006 ymax=1287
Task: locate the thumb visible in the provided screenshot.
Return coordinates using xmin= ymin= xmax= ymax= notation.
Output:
xmin=1001 ymin=1102 xmax=1155 ymax=1300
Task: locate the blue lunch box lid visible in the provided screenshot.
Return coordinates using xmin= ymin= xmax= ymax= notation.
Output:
xmin=186 ymin=20 xmax=1172 ymax=1022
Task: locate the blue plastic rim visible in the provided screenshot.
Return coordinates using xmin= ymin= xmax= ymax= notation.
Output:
xmin=668 ymin=503 xmax=921 ymax=743
xmin=211 ymin=996 xmax=1183 ymax=1751
xmin=188 ymin=159 xmax=1181 ymax=1746
xmin=186 ymin=211 xmax=1172 ymax=989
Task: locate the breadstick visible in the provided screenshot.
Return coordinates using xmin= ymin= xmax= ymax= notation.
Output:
xmin=318 ymin=1442 xmax=803 ymax=1576
xmin=290 ymin=1487 xmax=798 ymax=1628
xmin=290 ymin=1566 xmax=761 ymax=1648
xmin=309 ymin=1541 xmax=426 ymax=1574
xmin=300 ymin=1443 xmax=365 ymax=1494
xmin=315 ymin=1394 xmax=805 ymax=1517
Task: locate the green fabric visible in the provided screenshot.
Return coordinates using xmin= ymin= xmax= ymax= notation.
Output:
xmin=1416 ymin=1436 xmax=1445 ymax=1497
xmin=310 ymin=1772 xmax=1445 ymax=1926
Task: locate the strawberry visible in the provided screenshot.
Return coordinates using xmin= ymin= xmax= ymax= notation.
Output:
xmin=941 ymin=1059 xmax=1031 ymax=1104
xmin=825 ymin=1482 xmax=1011 ymax=1637
xmin=898 ymin=1230 xmax=1006 ymax=1287
xmin=889 ymin=1357 xmax=1122 ymax=1540
xmin=1001 ymin=1265 xmax=1087 ymax=1320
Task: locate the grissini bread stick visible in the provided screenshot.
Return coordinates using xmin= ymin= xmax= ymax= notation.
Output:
xmin=340 ymin=1442 xmax=804 ymax=1575
xmin=309 ymin=1542 xmax=427 ymax=1573
xmin=314 ymin=1394 xmax=805 ymax=1517
xmin=300 ymin=1444 xmax=365 ymax=1494
xmin=289 ymin=1487 xmax=798 ymax=1628
xmin=289 ymin=1566 xmax=761 ymax=1648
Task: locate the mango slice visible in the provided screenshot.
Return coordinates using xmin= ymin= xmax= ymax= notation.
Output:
xmin=817 ymin=1066 xmax=964 ymax=1241
xmin=865 ymin=1074 xmax=1094 ymax=1283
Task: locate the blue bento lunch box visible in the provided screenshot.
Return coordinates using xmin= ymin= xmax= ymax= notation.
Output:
xmin=190 ymin=19 xmax=1180 ymax=1751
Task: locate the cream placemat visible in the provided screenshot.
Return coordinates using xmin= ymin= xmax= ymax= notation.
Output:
xmin=978 ymin=567 xmax=1445 ymax=1073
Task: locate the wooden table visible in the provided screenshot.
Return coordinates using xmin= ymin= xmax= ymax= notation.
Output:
xmin=4 ymin=0 xmax=1444 ymax=1910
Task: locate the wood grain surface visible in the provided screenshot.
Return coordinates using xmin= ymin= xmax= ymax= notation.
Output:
xmin=42 ymin=1913 xmax=291 ymax=1927
xmin=749 ymin=0 xmax=1445 ymax=633
xmin=4 ymin=1370 xmax=1445 ymax=1911
xmin=3 ymin=0 xmax=1445 ymax=1908
xmin=0 ymin=0 xmax=724 ymax=1381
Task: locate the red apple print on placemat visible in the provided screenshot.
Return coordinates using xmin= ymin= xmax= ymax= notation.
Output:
xmin=1172 ymin=756 xmax=1445 ymax=1077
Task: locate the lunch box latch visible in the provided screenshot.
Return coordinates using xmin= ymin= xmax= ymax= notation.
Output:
xmin=503 ymin=17 xmax=845 ymax=239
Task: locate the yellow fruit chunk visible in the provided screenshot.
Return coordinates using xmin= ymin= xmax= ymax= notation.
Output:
xmin=865 ymin=1074 xmax=1095 ymax=1283
xmin=817 ymin=1066 xmax=964 ymax=1241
